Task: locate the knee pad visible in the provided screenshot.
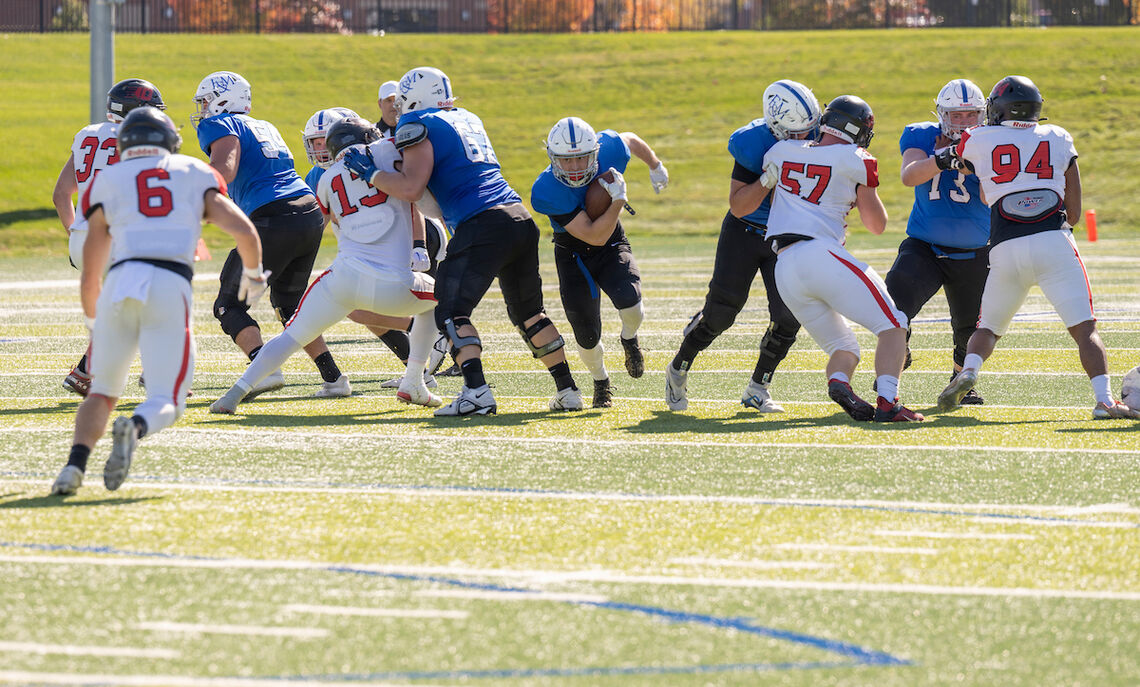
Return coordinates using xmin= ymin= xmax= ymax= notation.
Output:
xmin=213 ymin=296 xmax=258 ymax=341
xmin=443 ymin=316 xmax=482 ymax=352
xmin=572 ymin=326 xmax=601 ymax=351
xmin=820 ymin=330 xmax=860 ymax=358
xmin=759 ymin=320 xmax=799 ymax=360
xmin=519 ymin=314 xmax=565 ymax=359
xmin=701 ymin=285 xmax=746 ymax=336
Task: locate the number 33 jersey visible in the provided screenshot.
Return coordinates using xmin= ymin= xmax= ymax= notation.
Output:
xmin=81 ymin=152 xmax=226 ymax=267
xmin=763 ymin=139 xmax=879 ymax=246
xmin=957 ymin=123 xmax=1077 ymax=206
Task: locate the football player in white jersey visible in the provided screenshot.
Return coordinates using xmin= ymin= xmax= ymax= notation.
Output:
xmin=209 ymin=117 xmax=442 ymax=414
xmin=937 ymin=76 xmax=1139 ymax=419
xmin=763 ymin=96 xmax=924 ymax=422
xmin=50 ymin=107 xmax=267 ymax=496
xmin=52 ymin=78 xmax=166 ymax=397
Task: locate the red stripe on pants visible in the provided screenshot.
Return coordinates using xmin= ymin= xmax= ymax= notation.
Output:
xmin=284 ymin=268 xmax=331 ymax=329
xmin=828 ymin=250 xmax=901 ymax=328
xmin=172 ymin=294 xmax=191 ymax=400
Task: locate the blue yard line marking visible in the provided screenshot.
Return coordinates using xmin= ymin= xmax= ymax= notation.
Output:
xmin=0 ymin=540 xmax=910 ymax=680
xmin=1 ymin=470 xmax=1134 ymax=528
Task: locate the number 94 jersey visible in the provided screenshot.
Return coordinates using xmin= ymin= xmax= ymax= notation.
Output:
xmin=899 ymin=122 xmax=988 ymax=250
xmin=957 ymin=123 xmax=1077 ymax=206
xmin=763 ymin=139 xmax=879 ymax=246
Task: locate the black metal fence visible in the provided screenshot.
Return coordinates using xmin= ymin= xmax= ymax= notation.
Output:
xmin=3 ymin=0 xmax=1135 ymax=33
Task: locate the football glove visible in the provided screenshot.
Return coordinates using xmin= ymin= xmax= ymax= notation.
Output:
xmin=84 ymin=315 xmax=95 ymax=335
xmin=238 ymin=265 xmax=271 ymax=307
xmin=934 ymin=146 xmax=970 ymax=172
xmin=599 ymin=168 xmax=627 ymax=202
xmin=759 ymin=161 xmax=780 ymax=189
xmin=343 ymin=147 xmax=379 ymax=186
xmin=411 ymin=240 xmax=431 ymax=272
xmin=649 ymin=162 xmax=669 ymax=194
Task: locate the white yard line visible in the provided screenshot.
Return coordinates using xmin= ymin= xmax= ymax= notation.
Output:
xmin=136 ymin=621 xmax=328 ymax=638
xmin=873 ymin=530 xmax=1036 ymax=541
xmin=774 ymin=544 xmax=940 ymax=555
xmin=0 ymin=672 xmax=432 ymax=687
xmin=2 ymin=553 xmax=1136 ymax=601
xmin=669 ymin=557 xmax=833 ymax=570
xmin=281 ymin=604 xmax=468 ymax=619
xmin=0 ymin=641 xmax=178 ymax=659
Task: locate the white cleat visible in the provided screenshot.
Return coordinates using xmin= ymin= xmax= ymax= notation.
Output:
xmin=937 ymin=368 xmax=978 ymax=411
xmin=381 ymin=372 xmax=438 ymax=389
xmin=103 ymin=416 xmax=138 ymax=491
xmin=549 ymin=386 xmax=584 ymax=412
xmin=434 ymin=384 xmax=497 ymax=417
xmin=244 ymin=369 xmax=285 ymax=400
xmin=1093 ymin=400 xmax=1140 ymax=420
xmin=314 ymin=374 xmax=352 ymax=398
xmin=396 ymin=381 xmax=443 ymax=408
xmin=741 ymin=380 xmax=784 ymax=413
xmin=51 ymin=465 xmax=84 ymax=496
xmin=209 ymin=383 xmax=250 ymax=415
xmin=665 ymin=363 xmax=688 ymax=411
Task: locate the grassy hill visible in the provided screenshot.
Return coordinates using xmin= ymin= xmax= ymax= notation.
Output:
xmin=1 ymin=27 xmax=1138 ymax=254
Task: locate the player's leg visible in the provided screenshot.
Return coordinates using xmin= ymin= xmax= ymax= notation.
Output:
xmin=348 ymin=309 xmax=413 ymax=375
xmin=554 ymin=243 xmax=609 ymax=408
xmin=941 ymin=247 xmax=990 ymax=404
xmin=593 ymin=232 xmax=645 ymax=380
xmin=884 ymin=237 xmax=944 ymax=371
xmin=744 ymin=241 xmax=802 ymax=412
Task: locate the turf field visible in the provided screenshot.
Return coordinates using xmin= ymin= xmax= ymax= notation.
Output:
xmin=1 ymin=231 xmax=1138 ymax=686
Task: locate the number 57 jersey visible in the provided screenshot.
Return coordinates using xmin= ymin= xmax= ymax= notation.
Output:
xmin=763 ymin=139 xmax=879 ymax=246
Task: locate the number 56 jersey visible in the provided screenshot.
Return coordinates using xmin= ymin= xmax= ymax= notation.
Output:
xmin=763 ymin=139 xmax=879 ymax=246
xmin=81 ymin=152 xmax=225 ymax=267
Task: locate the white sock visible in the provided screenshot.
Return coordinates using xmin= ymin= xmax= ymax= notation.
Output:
xmin=239 ymin=332 xmax=300 ymax=390
xmin=1091 ymin=374 xmax=1111 ymax=405
xmin=618 ymin=302 xmax=644 ymax=340
xmin=578 ymin=344 xmax=609 ymax=381
xmin=963 ymin=353 xmax=984 ymax=372
xmin=829 ymin=371 xmax=850 ymax=384
xmin=404 ymin=313 xmax=436 ymax=382
xmin=877 ymin=375 xmax=899 ymax=402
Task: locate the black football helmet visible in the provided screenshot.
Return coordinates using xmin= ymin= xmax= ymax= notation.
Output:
xmin=325 ymin=117 xmax=382 ymax=161
xmin=106 ymin=78 xmax=165 ymax=122
xmin=117 ymin=106 xmax=182 ymax=155
xmin=986 ymin=75 xmax=1043 ymax=126
xmin=819 ymin=95 xmax=875 ymax=148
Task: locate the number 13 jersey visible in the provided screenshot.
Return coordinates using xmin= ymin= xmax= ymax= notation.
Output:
xmin=763 ymin=139 xmax=879 ymax=246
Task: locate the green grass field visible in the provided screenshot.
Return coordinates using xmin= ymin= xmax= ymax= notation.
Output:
xmin=1 ymin=231 xmax=1138 ymax=686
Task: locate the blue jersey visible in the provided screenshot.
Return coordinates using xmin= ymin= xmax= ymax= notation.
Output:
xmin=529 ymin=130 xmax=631 ymax=233
xmin=727 ymin=119 xmax=780 ymax=228
xmin=195 ymin=113 xmax=311 ymax=216
xmin=398 ymin=108 xmax=520 ymax=229
xmin=304 ymin=166 xmax=324 ymax=195
xmin=899 ymin=122 xmax=989 ymax=249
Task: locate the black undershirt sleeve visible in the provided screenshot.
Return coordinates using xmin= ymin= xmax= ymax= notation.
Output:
xmin=731 ymin=161 xmax=761 ymax=184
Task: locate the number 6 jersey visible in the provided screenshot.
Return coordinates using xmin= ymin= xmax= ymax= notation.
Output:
xmin=763 ymin=139 xmax=879 ymax=246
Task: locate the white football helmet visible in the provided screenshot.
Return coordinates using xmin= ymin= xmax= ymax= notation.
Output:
xmin=396 ymin=67 xmax=455 ymax=116
xmin=546 ymin=116 xmax=599 ymax=188
xmin=191 ymin=71 xmax=252 ymax=127
xmin=763 ymin=80 xmax=821 ymax=141
xmin=302 ymin=107 xmax=359 ymax=169
xmin=935 ymin=79 xmax=985 ymax=139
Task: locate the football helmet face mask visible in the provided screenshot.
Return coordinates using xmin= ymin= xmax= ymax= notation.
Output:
xmin=546 ymin=117 xmax=600 ymax=188
xmin=106 ymin=78 xmax=165 ymax=123
xmin=934 ymin=78 xmax=985 ymax=140
xmin=763 ymin=80 xmax=821 ymax=141
xmin=820 ymin=95 xmax=875 ymax=148
xmin=117 ymin=106 xmax=182 ymax=157
xmin=324 ymin=117 xmax=382 ymax=162
xmin=191 ymin=71 xmax=252 ymax=128
xmin=302 ymin=107 xmax=360 ymax=169
xmin=396 ymin=67 xmax=455 ymax=117
xmin=986 ymin=75 xmax=1044 ymax=127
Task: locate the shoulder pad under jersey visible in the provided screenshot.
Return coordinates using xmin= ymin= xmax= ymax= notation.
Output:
xmin=395 ymin=122 xmax=428 ymax=150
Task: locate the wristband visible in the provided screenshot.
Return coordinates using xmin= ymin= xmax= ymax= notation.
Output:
xmin=413 ymin=240 xmax=426 ymax=249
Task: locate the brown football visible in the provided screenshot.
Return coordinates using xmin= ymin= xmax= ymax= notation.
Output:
xmin=584 ymin=170 xmax=616 ymax=220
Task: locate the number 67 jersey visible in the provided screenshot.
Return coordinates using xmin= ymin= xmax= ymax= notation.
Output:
xmin=763 ymin=138 xmax=879 ymax=246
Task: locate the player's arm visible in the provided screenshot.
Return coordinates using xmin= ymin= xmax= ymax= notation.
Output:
xmin=1064 ymin=158 xmax=1082 ymax=224
xmin=80 ymin=208 xmax=112 ymax=320
xmin=52 ymin=154 xmax=78 ymax=232
xmin=207 ymin=135 xmax=242 ymax=184
xmin=855 ymin=184 xmax=887 ymax=235
xmin=561 ymin=201 xmax=623 ymax=247
xmin=204 ymin=189 xmax=262 ymax=271
xmin=899 ymin=147 xmax=941 ymax=187
xmin=363 ymin=135 xmax=434 ymax=202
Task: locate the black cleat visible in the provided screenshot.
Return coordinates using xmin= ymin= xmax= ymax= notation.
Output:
xmin=873 ymin=400 xmax=925 ymax=422
xmin=592 ymin=378 xmax=613 ymax=408
xmin=621 ymin=336 xmax=645 ymax=379
xmin=828 ymin=380 xmax=874 ymax=421
xmin=437 ymin=362 xmax=462 ymax=377
xmin=951 ymin=372 xmax=984 ymax=405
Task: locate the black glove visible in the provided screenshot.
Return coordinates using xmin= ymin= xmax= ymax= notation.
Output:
xmin=934 ymin=147 xmax=964 ymax=172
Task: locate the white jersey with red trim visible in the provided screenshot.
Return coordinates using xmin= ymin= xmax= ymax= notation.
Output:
xmin=68 ymin=121 xmax=120 ymax=232
xmin=763 ymin=139 xmax=879 ymax=245
xmin=81 ymin=151 xmax=225 ymax=267
xmin=316 ymin=137 xmax=414 ymax=279
xmin=956 ymin=123 xmax=1076 ymax=205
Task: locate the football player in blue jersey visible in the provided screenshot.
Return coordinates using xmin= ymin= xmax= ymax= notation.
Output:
xmin=884 ymin=79 xmax=989 ymax=405
xmin=344 ymin=66 xmax=582 ymax=416
xmin=530 ymin=117 xmax=668 ymax=408
xmin=664 ymin=80 xmax=819 ymax=413
xmin=192 ymin=71 xmax=349 ymax=399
